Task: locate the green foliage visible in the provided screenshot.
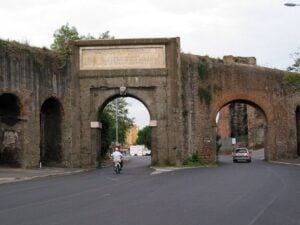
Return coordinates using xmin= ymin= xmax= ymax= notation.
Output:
xmin=99 ymin=110 xmax=114 ymax=157
xmin=98 ymin=31 xmax=115 ymax=40
xmin=51 ymin=23 xmax=114 ymax=55
xmin=50 ymin=23 xmax=81 ymax=55
xmin=136 ymin=126 xmax=151 ymax=149
xmin=183 ymin=153 xmax=203 ymax=167
xmin=99 ymin=98 xmax=134 ymax=156
xmin=163 ymin=159 xmax=175 ymax=167
xmin=198 ymin=63 xmax=208 ymax=80
xmin=282 ymin=72 xmax=300 ymax=92
xmin=197 ymin=84 xmax=221 ymax=106
xmin=287 ymin=49 xmax=300 ymax=73
xmin=198 ymin=88 xmax=212 ymax=105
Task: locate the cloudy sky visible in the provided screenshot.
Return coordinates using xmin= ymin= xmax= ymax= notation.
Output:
xmin=1 ymin=0 xmax=300 ymax=127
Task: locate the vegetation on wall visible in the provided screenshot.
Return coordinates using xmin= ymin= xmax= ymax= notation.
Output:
xmin=282 ymin=72 xmax=300 ymax=92
xmin=196 ymin=58 xmax=222 ymax=106
xmin=198 ymin=84 xmax=222 ymax=106
xmin=0 ymin=39 xmax=67 ymax=75
xmin=183 ymin=153 xmax=203 ymax=167
xmin=287 ymin=48 xmax=300 ymax=73
xmin=198 ymin=88 xmax=212 ymax=106
xmin=198 ymin=63 xmax=208 ymax=80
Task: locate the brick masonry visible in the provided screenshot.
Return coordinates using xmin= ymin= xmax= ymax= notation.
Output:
xmin=0 ymin=38 xmax=299 ymax=168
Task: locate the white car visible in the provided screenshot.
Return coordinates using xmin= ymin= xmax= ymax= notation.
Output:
xmin=233 ymin=148 xmax=252 ymax=163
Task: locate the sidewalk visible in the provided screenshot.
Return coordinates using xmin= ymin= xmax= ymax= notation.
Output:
xmin=0 ymin=167 xmax=88 ymax=185
xmin=270 ymin=157 xmax=300 ymax=166
xmin=0 ymin=158 xmax=114 ymax=185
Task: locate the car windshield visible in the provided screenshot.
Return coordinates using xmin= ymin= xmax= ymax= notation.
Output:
xmin=235 ymin=149 xmax=248 ymax=153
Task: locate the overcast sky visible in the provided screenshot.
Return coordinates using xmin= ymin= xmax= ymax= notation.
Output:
xmin=1 ymin=0 xmax=300 ymax=127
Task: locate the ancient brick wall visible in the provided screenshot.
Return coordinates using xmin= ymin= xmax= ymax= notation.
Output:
xmin=181 ymin=53 xmax=299 ymax=162
xmin=1 ymin=38 xmax=299 ymax=168
xmin=0 ymin=40 xmax=71 ymax=167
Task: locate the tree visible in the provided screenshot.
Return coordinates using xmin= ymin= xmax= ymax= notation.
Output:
xmin=283 ymin=49 xmax=300 ymax=92
xmin=50 ymin=23 xmax=81 ymax=54
xmin=50 ymin=23 xmax=114 ymax=54
xmin=99 ymin=98 xmax=134 ymax=156
xmin=287 ymin=49 xmax=300 ymax=73
xmin=136 ymin=126 xmax=151 ymax=149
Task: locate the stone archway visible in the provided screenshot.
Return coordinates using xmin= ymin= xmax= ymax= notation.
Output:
xmin=92 ymin=91 xmax=157 ymax=167
xmin=0 ymin=93 xmax=22 ymax=166
xmin=40 ymin=97 xmax=64 ymax=167
xmin=71 ymin=38 xmax=182 ymax=167
xmin=211 ymin=93 xmax=273 ymax=160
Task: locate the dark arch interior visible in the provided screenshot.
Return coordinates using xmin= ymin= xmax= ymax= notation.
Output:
xmin=40 ymin=98 xmax=63 ymax=166
xmin=0 ymin=93 xmax=21 ymax=166
xmin=0 ymin=93 xmax=21 ymax=126
xmin=296 ymin=106 xmax=300 ymax=156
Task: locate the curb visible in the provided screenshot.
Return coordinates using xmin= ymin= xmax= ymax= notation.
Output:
xmin=270 ymin=161 xmax=300 ymax=167
xmin=0 ymin=169 xmax=89 ymax=185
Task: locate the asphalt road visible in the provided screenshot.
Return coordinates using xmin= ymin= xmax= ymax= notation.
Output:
xmin=0 ymin=154 xmax=299 ymax=225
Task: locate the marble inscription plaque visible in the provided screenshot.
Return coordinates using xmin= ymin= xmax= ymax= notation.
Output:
xmin=79 ymin=45 xmax=166 ymax=70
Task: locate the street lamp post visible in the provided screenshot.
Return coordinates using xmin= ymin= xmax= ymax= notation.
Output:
xmin=284 ymin=3 xmax=300 ymax=6
xmin=115 ymin=99 xmax=119 ymax=144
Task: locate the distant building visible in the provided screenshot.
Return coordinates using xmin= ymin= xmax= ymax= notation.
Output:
xmin=125 ymin=124 xmax=139 ymax=147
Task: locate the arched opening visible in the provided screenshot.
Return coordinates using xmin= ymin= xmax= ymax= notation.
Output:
xmin=296 ymin=106 xmax=300 ymax=157
xmin=98 ymin=96 xmax=151 ymax=166
xmin=0 ymin=93 xmax=21 ymax=166
xmin=216 ymin=100 xmax=267 ymax=162
xmin=40 ymin=97 xmax=63 ymax=167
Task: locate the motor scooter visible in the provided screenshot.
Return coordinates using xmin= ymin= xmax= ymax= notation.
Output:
xmin=114 ymin=161 xmax=121 ymax=174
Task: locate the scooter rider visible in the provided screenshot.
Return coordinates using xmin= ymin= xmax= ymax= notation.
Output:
xmin=111 ymin=147 xmax=123 ymax=168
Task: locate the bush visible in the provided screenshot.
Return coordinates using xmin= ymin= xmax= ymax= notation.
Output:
xmin=183 ymin=153 xmax=203 ymax=167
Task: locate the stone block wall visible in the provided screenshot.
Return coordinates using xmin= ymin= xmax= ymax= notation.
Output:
xmin=180 ymin=53 xmax=299 ymax=162
xmin=1 ymin=38 xmax=299 ymax=168
xmin=0 ymin=40 xmax=71 ymax=168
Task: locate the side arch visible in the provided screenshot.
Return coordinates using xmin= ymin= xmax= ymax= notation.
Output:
xmin=211 ymin=92 xmax=274 ymax=160
xmin=40 ymin=97 xmax=64 ymax=166
xmin=0 ymin=93 xmax=23 ymax=166
xmin=211 ymin=92 xmax=274 ymax=125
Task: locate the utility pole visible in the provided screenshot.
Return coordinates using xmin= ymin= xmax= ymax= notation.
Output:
xmin=115 ymin=99 xmax=119 ymax=144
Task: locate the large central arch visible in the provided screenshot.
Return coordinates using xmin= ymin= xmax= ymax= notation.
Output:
xmin=97 ymin=93 xmax=152 ymax=160
xmin=70 ymin=38 xmax=183 ymax=167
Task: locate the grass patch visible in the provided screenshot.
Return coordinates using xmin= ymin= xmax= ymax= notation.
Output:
xmin=183 ymin=153 xmax=204 ymax=167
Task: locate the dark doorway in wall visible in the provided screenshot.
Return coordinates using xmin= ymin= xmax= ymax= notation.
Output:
xmin=0 ymin=93 xmax=21 ymax=166
xmin=40 ymin=98 xmax=63 ymax=166
xmin=296 ymin=106 xmax=300 ymax=157
xmin=0 ymin=93 xmax=20 ymax=126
